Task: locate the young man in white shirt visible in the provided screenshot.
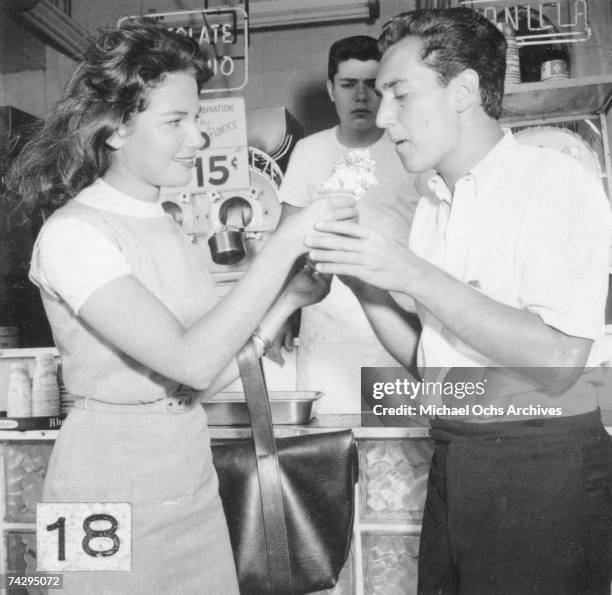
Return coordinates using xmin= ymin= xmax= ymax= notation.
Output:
xmin=279 ymin=35 xmax=420 ymax=414
xmin=306 ymin=8 xmax=612 ymax=594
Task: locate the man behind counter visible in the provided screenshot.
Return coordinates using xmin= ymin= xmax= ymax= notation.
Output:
xmin=279 ymin=35 xmax=420 ymax=414
xmin=306 ymin=8 xmax=612 ymax=594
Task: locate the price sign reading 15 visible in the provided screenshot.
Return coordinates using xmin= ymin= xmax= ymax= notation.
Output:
xmin=193 ymin=146 xmax=249 ymax=191
xmin=37 ymin=503 xmax=131 ymax=571
xmin=188 ymin=97 xmax=250 ymax=192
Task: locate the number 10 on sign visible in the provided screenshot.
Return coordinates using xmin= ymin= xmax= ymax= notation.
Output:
xmin=37 ymin=503 xmax=131 ymax=571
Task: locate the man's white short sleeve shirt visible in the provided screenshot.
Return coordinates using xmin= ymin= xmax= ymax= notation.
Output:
xmin=409 ymin=130 xmax=611 ymax=370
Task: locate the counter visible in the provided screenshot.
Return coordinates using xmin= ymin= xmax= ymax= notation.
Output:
xmin=1 ymin=412 xmax=611 ymax=595
xmin=209 ymin=413 xmax=429 ymax=439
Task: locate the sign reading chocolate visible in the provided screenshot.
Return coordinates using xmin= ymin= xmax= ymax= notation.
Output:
xmin=459 ymin=0 xmax=591 ymax=46
xmin=118 ymin=7 xmax=248 ymax=93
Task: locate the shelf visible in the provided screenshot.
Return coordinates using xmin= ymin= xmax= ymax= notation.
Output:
xmin=0 ymin=429 xmax=58 ymax=440
xmin=501 ymin=74 xmax=612 ymax=124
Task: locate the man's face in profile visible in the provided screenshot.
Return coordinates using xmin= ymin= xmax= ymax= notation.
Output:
xmin=376 ymin=37 xmax=460 ymax=175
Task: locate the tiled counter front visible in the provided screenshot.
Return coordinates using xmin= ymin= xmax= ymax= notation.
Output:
xmin=1 ymin=439 xmax=54 ymax=595
xmin=358 ymin=439 xmax=432 ymax=595
xmin=0 ymin=419 xmax=434 ymax=595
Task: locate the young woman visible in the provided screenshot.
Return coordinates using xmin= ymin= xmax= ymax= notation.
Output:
xmin=6 ymin=19 xmax=356 ymax=595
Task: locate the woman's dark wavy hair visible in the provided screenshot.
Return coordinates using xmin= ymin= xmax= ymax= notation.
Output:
xmin=6 ymin=18 xmax=210 ymax=214
xmin=379 ymin=8 xmax=506 ymax=119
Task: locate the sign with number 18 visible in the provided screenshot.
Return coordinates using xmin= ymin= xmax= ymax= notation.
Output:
xmin=36 ymin=503 xmax=131 ymax=571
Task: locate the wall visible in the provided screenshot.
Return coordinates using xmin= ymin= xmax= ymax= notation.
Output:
xmin=0 ymin=48 xmax=75 ymax=119
xmin=243 ymin=0 xmax=414 ymax=134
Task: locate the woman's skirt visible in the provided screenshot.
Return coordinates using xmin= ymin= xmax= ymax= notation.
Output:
xmin=41 ymin=403 xmax=239 ymax=595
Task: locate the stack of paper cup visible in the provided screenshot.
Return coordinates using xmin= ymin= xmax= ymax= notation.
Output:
xmin=31 ymin=354 xmax=60 ymax=417
xmin=497 ymin=22 xmax=521 ymax=85
xmin=7 ymin=362 xmax=33 ymax=418
xmin=57 ymin=363 xmax=74 ymax=415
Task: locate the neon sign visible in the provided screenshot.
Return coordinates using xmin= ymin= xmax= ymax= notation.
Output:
xmin=460 ymin=1 xmax=591 ymax=45
xmin=119 ymin=8 xmax=248 ymax=93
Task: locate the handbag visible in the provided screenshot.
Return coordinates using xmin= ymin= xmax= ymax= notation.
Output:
xmin=212 ymin=341 xmax=359 ymax=595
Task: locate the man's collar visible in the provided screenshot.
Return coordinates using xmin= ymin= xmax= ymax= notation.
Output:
xmin=470 ymin=128 xmax=515 ymax=184
xmin=427 ymin=174 xmax=453 ymax=203
xmin=426 ymin=128 xmax=515 ymax=203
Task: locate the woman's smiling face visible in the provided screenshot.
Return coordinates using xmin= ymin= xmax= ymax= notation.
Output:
xmin=107 ymin=70 xmax=204 ymax=200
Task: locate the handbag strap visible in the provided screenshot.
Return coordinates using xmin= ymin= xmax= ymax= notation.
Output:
xmin=236 ymin=341 xmax=294 ymax=594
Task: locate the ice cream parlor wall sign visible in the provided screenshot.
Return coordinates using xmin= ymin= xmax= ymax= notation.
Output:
xmin=460 ymin=1 xmax=591 ymax=45
xmin=118 ymin=7 xmax=248 ymax=92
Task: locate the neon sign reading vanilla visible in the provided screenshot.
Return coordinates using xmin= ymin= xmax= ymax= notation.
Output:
xmin=460 ymin=1 xmax=591 ymax=45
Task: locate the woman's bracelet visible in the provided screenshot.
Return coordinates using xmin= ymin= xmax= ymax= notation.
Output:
xmin=251 ymin=327 xmax=273 ymax=357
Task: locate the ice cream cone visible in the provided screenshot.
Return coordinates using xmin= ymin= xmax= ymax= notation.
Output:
xmin=319 ymin=149 xmax=378 ymax=201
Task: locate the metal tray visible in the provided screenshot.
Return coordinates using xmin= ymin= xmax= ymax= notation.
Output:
xmin=203 ymin=391 xmax=322 ymax=426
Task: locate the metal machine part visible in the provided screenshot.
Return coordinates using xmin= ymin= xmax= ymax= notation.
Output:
xmin=246 ymin=106 xmax=303 ymax=172
xmin=514 ymin=125 xmax=603 ymax=185
xmin=159 ymin=147 xmax=283 ymax=287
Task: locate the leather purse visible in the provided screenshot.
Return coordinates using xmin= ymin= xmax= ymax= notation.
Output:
xmin=212 ymin=341 xmax=359 ymax=595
